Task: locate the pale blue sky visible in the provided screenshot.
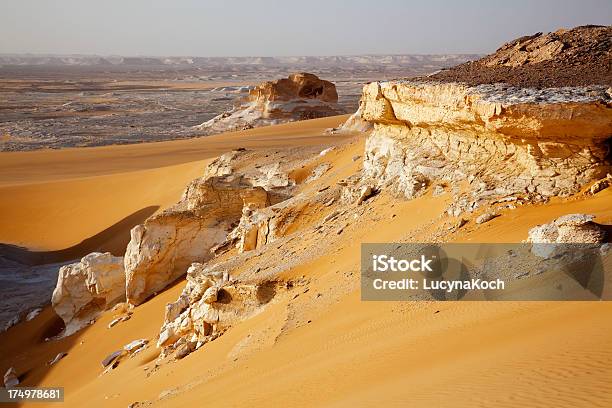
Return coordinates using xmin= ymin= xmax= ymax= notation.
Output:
xmin=1 ymin=0 xmax=610 ymax=56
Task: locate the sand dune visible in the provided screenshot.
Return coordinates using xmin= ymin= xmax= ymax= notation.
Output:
xmin=0 ymin=118 xmax=610 ymax=407
xmin=0 ymin=116 xmax=350 ymax=186
xmin=0 ymin=162 xmax=203 ymax=257
xmin=0 ymin=116 xmax=350 ymax=253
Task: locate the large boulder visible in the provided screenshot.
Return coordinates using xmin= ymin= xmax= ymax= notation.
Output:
xmin=248 ymin=72 xmax=338 ymax=104
xmin=195 ymin=73 xmax=345 ymax=134
xmin=526 ymin=213 xmax=607 ymax=258
xmin=52 ymin=252 xmax=125 ymax=336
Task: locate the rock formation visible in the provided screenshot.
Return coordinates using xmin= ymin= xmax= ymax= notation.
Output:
xmin=125 ymin=176 xmax=270 ymax=305
xmin=354 ymin=80 xmax=611 ymax=207
xmin=195 ymin=73 xmax=345 ymax=134
xmin=339 ymin=27 xmax=611 ymax=212
xmin=157 ymin=263 xmax=276 ymax=357
xmin=250 ymin=72 xmax=338 ymax=104
xmin=124 ymin=149 xmax=302 ymax=305
xmin=223 ymin=205 xmax=278 ymax=253
xmin=586 ymin=173 xmax=612 ymax=195
xmin=527 ymin=214 xmax=607 ymax=244
xmin=526 ymin=214 xmax=607 ymax=258
xmin=428 ymin=25 xmax=611 ymax=88
xmin=52 ymin=252 xmax=125 ymax=336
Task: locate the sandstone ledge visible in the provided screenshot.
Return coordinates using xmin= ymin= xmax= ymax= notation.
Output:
xmin=359 ymin=80 xmax=611 ymax=198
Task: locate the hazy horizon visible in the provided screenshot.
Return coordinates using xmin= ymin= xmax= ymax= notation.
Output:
xmin=0 ymin=52 xmax=481 ymax=58
xmin=1 ymin=0 xmax=610 ymax=57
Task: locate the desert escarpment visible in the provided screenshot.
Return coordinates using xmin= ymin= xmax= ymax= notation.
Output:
xmin=1 ymin=119 xmax=611 ymax=407
xmin=357 ymin=80 xmax=611 ymax=209
xmin=196 ymin=73 xmax=345 ymax=133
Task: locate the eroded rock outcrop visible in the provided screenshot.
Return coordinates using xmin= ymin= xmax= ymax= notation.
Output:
xmin=247 ymin=162 xmax=293 ymax=189
xmin=157 ymin=263 xmax=276 ymax=357
xmin=213 ymin=186 xmax=312 ymax=255
xmin=124 ymin=149 xmax=302 ymax=305
xmin=526 ymin=214 xmax=607 ymax=258
xmin=227 ymin=205 xmax=278 ymax=253
xmin=428 ymin=25 xmax=612 ymax=88
xmin=527 ymin=214 xmax=607 ymax=244
xmin=52 ymin=252 xmax=125 ymax=336
xmin=357 ymin=80 xmax=611 ymax=204
xmin=586 ymin=173 xmax=612 ymax=195
xmin=125 ymin=176 xmax=270 ymax=305
xmin=195 ymin=73 xmax=345 ymax=134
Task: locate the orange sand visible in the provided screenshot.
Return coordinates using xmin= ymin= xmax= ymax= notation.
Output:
xmin=1 ymin=118 xmax=611 ymax=408
xmin=0 ymin=116 xmax=350 ymax=253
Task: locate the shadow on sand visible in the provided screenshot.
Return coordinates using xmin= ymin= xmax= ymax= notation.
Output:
xmin=0 ymin=205 xmax=159 ymax=266
xmin=0 ymin=206 xmax=162 ymax=394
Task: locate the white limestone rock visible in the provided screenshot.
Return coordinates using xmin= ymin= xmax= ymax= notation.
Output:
xmin=195 ymin=73 xmax=344 ymax=134
xmin=526 ymin=213 xmax=607 ymax=258
xmin=358 ymin=80 xmax=612 ymax=201
xmin=51 ymin=252 xmax=125 ymax=336
xmin=157 ymin=263 xmax=275 ymax=356
xmin=248 ymin=163 xmax=293 ymax=189
xmin=125 ymin=175 xmax=270 ymax=305
xmin=338 ymin=106 xmax=373 ymax=133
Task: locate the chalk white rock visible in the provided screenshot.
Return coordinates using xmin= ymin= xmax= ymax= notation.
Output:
xmin=157 ymin=263 xmax=269 ymax=352
xmin=338 ymin=106 xmax=373 ymax=133
xmin=124 ymin=339 xmax=149 ymax=353
xmin=527 ymin=213 xmax=607 ymax=258
xmin=26 ymin=308 xmax=42 ymax=321
xmin=194 ymin=73 xmax=344 ymax=134
xmin=52 ymin=252 xmax=125 ymax=336
xmin=125 ymin=176 xmax=269 ymax=305
xmin=248 ymin=163 xmax=293 ymax=189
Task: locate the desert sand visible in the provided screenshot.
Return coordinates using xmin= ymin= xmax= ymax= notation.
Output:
xmin=0 ymin=116 xmax=351 ymax=256
xmin=0 ymin=115 xmax=611 ymax=407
